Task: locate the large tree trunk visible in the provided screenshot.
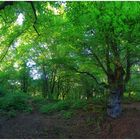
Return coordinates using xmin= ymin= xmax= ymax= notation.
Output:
xmin=107 ymin=86 xmax=123 ymax=118
xmin=107 ymin=63 xmax=125 ymax=118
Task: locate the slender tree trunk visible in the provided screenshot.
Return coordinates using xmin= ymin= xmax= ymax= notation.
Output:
xmin=21 ymin=75 xmax=28 ymax=93
xmin=49 ymin=70 xmax=56 ymax=99
xmin=42 ymin=76 xmax=48 ymax=98
xmin=86 ymin=89 xmax=93 ymax=100
xmin=42 ymin=65 xmax=49 ymax=98
xmin=21 ymin=62 xmax=28 ymax=93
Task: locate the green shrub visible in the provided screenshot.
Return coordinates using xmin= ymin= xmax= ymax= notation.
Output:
xmin=40 ymin=100 xmax=71 ymax=114
xmin=123 ymin=92 xmax=140 ymax=103
xmin=0 ymin=86 xmax=6 ymax=97
xmin=32 ymin=96 xmax=45 ymax=103
xmin=32 ymin=96 xmax=47 ymax=108
xmin=92 ymin=96 xmax=107 ymax=105
xmin=40 ymin=99 xmax=90 ymax=114
xmin=71 ymin=99 xmax=88 ymax=110
xmin=0 ymin=92 xmax=32 ymax=112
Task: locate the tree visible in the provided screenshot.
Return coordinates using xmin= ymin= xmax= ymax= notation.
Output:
xmin=65 ymin=2 xmax=140 ymax=118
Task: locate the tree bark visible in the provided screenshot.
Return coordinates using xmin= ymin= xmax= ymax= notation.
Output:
xmin=107 ymin=86 xmax=123 ymax=118
xmin=21 ymin=75 xmax=28 ymax=93
xmin=107 ymin=64 xmax=125 ymax=118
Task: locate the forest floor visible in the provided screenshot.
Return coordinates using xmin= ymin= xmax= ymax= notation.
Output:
xmin=0 ymin=102 xmax=140 ymax=139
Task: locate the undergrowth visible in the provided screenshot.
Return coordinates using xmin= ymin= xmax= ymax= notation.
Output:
xmin=31 ymin=95 xmax=47 ymax=109
xmin=0 ymin=92 xmax=32 ymax=117
xmin=39 ymin=98 xmax=104 ymax=114
xmin=40 ymin=100 xmax=72 ymax=114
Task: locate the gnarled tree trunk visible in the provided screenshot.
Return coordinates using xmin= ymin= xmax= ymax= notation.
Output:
xmin=107 ymin=86 xmax=123 ymax=118
xmin=107 ymin=64 xmax=125 ymax=118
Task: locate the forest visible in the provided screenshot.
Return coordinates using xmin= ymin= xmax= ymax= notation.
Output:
xmin=0 ymin=1 xmax=140 ymax=139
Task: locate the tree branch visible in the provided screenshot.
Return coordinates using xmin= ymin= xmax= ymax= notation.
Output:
xmin=0 ymin=1 xmax=40 ymax=36
xmin=89 ymin=47 xmax=108 ymax=75
xmin=69 ymin=66 xmax=99 ymax=85
xmin=28 ymin=2 xmax=40 ymax=36
xmin=0 ymin=31 xmax=25 ymax=63
xmin=71 ymin=66 xmax=109 ymax=88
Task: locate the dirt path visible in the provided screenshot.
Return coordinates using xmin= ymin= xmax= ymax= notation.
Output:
xmin=123 ymin=102 xmax=140 ymax=110
xmin=0 ymin=103 xmax=140 ymax=138
xmin=0 ymin=111 xmax=99 ymax=139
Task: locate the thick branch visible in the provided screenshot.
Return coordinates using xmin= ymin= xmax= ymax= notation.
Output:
xmin=69 ymin=66 xmax=99 ymax=85
xmin=104 ymin=35 xmax=113 ymax=75
xmin=105 ymin=45 xmax=113 ymax=77
xmin=71 ymin=67 xmax=109 ymax=89
xmin=89 ymin=48 xmax=108 ymax=75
